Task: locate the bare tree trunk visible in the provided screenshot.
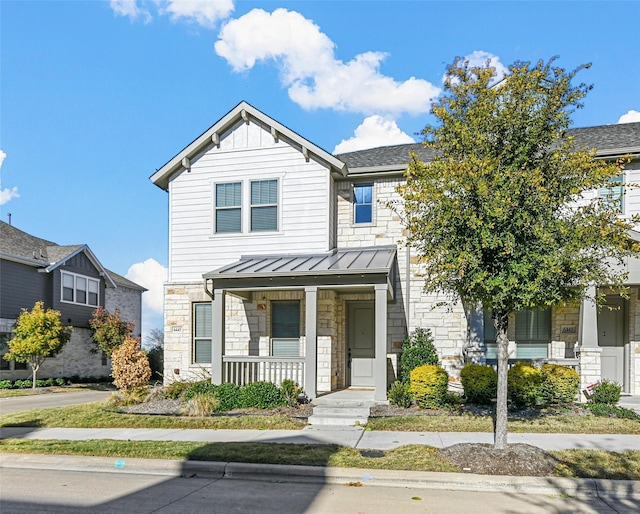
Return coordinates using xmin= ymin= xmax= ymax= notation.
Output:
xmin=31 ymin=363 xmax=38 ymax=389
xmin=493 ymin=312 xmax=509 ymax=449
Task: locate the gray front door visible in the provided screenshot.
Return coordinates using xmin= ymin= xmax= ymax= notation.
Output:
xmin=598 ymin=297 xmax=625 ymax=388
xmin=348 ymin=302 xmax=375 ymax=387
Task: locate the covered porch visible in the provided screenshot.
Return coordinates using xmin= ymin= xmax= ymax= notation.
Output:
xmin=203 ymin=246 xmax=398 ymax=401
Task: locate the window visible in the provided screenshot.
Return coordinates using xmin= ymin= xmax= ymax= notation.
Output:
xmin=599 ymin=173 xmax=624 ymax=212
xmin=271 ymin=301 xmax=300 ymax=356
xmin=61 ymin=272 xmax=100 ymax=306
xmin=193 ymin=302 xmax=212 ymax=363
xmin=0 ymin=333 xmax=26 ymax=370
xmin=483 ymin=307 xmax=550 ymax=359
xmin=354 ymin=183 xmax=373 ymax=224
xmin=251 ymin=179 xmax=278 ymax=232
xmin=216 ymin=182 xmax=242 ymax=233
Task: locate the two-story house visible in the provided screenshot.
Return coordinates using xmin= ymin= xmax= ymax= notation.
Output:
xmin=0 ymin=221 xmax=146 ymax=380
xmin=152 ymin=101 xmax=640 ymax=400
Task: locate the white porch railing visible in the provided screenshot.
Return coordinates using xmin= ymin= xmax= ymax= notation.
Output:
xmin=222 ymin=356 xmax=305 ymax=387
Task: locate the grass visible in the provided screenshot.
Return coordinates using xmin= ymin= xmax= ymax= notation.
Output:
xmin=0 ymin=439 xmax=638 ymax=480
xmin=366 ymin=414 xmax=640 ymax=434
xmin=0 ymin=403 xmax=305 ymax=430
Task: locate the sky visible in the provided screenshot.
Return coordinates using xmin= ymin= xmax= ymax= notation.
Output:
xmin=1 ymin=0 xmax=639 ymax=341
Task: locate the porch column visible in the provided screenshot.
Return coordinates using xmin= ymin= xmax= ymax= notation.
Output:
xmin=304 ymin=286 xmax=318 ymax=400
xmin=374 ymin=283 xmax=388 ymax=401
xmin=211 ymin=289 xmax=225 ymax=384
xmin=577 ymin=285 xmax=602 ymax=399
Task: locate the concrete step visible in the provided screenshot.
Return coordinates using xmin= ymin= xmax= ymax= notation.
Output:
xmin=308 ymin=404 xmax=371 ymax=426
xmin=312 ymin=406 xmax=371 ymax=417
xmin=307 ymin=413 xmax=369 ymax=426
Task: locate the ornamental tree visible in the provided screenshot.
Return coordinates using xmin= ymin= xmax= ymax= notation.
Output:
xmin=111 ymin=335 xmax=151 ymax=393
xmin=89 ymin=307 xmax=134 ymax=357
xmin=398 ymin=57 xmax=637 ymax=449
xmin=3 ymin=302 xmax=72 ymax=388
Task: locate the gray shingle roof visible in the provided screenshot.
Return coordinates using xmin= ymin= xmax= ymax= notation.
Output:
xmin=107 ymin=269 xmax=148 ymax=291
xmin=335 ymin=122 xmax=640 ymax=170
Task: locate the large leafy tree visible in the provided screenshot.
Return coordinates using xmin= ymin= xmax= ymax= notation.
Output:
xmin=398 ymin=57 xmax=637 ymax=449
xmin=3 ymin=302 xmax=72 ymax=388
xmin=89 ymin=307 xmax=134 ymax=357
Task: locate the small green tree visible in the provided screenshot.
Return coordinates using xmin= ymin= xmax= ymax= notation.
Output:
xmin=3 ymin=302 xmax=72 ymax=388
xmin=398 ymin=57 xmax=638 ymax=448
xmin=400 ymin=328 xmax=439 ymax=382
xmin=89 ymin=307 xmax=133 ymax=357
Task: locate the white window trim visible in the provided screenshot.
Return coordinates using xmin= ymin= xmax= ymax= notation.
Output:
xmin=352 ymin=182 xmax=375 ymax=226
xmin=60 ymin=271 xmax=100 ymax=307
xmin=250 ymin=178 xmax=279 ymax=233
xmin=214 ymin=181 xmax=243 ymax=234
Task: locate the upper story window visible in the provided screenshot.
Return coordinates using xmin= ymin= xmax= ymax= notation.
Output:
xmin=215 ymin=182 xmax=242 ymax=233
xmin=354 ymin=183 xmax=373 ymax=224
xmin=251 ymin=179 xmax=278 ymax=232
xmin=61 ymin=271 xmax=100 ymax=307
xmin=599 ymin=173 xmax=624 ymax=213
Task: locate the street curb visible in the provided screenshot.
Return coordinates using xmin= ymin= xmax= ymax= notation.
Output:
xmin=1 ymin=453 xmax=639 ymax=500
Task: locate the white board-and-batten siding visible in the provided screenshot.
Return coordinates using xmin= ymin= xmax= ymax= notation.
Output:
xmin=168 ymin=119 xmax=332 ymax=282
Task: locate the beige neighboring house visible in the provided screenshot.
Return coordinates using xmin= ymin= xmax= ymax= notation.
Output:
xmin=151 ymin=101 xmax=640 ymax=400
xmin=0 ymin=221 xmax=146 ymax=380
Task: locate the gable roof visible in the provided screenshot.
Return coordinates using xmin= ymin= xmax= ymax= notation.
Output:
xmin=335 ymin=122 xmax=640 ymax=172
xmin=0 ymin=221 xmax=135 ymax=290
xmin=151 ymin=101 xmax=347 ymax=190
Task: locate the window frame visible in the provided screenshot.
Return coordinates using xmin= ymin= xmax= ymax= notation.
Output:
xmin=215 ymin=181 xmax=243 ymax=234
xmin=353 ymin=183 xmax=374 ymax=225
xmin=193 ymin=302 xmax=212 ymax=364
xmin=60 ymin=271 xmax=100 ymax=307
xmin=250 ymin=179 xmax=279 ymax=232
xmin=599 ymin=172 xmax=625 ymax=214
xmin=270 ymin=300 xmax=301 ymax=357
xmin=483 ymin=307 xmax=550 ymax=360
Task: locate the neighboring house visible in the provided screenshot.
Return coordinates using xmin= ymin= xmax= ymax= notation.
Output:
xmin=151 ymin=101 xmax=640 ymax=400
xmin=0 ymin=221 xmax=146 ymax=380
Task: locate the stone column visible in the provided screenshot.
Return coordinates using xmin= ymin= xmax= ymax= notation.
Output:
xmin=211 ymin=289 xmax=225 ymax=384
xmin=374 ymin=283 xmax=388 ymax=402
xmin=576 ymin=285 xmax=601 ymax=400
xmin=304 ymin=286 xmax=318 ymax=400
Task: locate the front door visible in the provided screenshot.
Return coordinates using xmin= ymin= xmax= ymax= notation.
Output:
xmin=347 ymin=301 xmax=375 ymax=387
xmin=598 ymin=296 xmax=626 ymax=389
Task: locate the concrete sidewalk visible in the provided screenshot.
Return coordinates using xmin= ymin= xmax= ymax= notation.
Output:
xmin=1 ymin=425 xmax=639 ymax=451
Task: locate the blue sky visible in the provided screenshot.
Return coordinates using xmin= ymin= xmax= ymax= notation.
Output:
xmin=1 ymin=0 xmax=639 ymax=340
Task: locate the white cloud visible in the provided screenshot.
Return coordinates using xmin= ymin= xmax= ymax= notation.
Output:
xmin=126 ymin=258 xmax=167 ymax=316
xmin=215 ymin=8 xmax=440 ymax=115
xmin=446 ymin=50 xmax=508 ymax=86
xmin=0 ymin=151 xmax=19 ymax=206
xmin=334 ymin=116 xmax=415 ymax=154
xmin=618 ymin=109 xmax=640 ymax=124
xmin=109 ymin=0 xmax=232 ymax=27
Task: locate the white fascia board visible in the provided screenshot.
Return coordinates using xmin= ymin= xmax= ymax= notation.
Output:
xmin=45 ymin=245 xmax=118 ymax=288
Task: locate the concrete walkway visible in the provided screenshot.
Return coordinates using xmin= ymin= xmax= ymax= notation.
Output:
xmin=1 ymin=425 xmax=639 ymax=451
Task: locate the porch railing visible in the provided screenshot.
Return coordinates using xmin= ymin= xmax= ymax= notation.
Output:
xmin=222 ymin=356 xmax=305 ymax=387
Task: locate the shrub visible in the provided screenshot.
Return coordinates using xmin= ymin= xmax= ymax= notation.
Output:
xmin=182 ymin=392 xmax=221 ymax=417
xmin=400 ymin=328 xmax=439 ymax=382
xmin=54 ymin=378 xmax=66 ymax=386
xmin=214 ymin=382 xmax=241 ymax=411
xmin=184 ymin=381 xmax=218 ymax=402
xmin=164 ymin=380 xmax=192 ymax=400
xmin=146 ymin=345 xmax=164 ymax=382
xmin=460 ymin=364 xmax=497 ymax=405
xmin=585 ymin=403 xmax=640 ymax=420
xmin=238 ymin=381 xmax=285 ymax=409
xmin=508 ymin=361 xmax=543 ymax=408
xmin=588 ymin=380 xmax=622 ymax=406
xmin=409 ymin=364 xmax=449 ymax=409
xmin=110 ymin=335 xmax=151 ymax=393
xmin=540 ymin=364 xmax=579 ymax=405
xmin=0 ymin=380 xmax=11 ymax=389
xmin=388 ymin=380 xmax=413 ymax=408
xmin=280 ymin=379 xmax=303 ymax=407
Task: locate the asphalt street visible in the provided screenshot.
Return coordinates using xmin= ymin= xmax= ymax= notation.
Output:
xmin=0 ymin=390 xmax=111 ymax=414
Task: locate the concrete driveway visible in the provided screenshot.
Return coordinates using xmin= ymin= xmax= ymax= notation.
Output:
xmin=0 ymin=389 xmax=111 ymax=414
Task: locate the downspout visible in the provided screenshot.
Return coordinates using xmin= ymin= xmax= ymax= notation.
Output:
xmin=204 ymin=278 xmax=214 ymax=299
xmin=405 ymin=233 xmax=411 ymax=333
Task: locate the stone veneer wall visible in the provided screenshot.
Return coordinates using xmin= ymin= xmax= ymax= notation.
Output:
xmin=550 ymin=303 xmax=580 ymax=359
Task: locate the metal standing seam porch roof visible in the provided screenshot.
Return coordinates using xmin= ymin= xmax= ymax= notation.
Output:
xmin=204 ymin=246 xmax=397 ymax=291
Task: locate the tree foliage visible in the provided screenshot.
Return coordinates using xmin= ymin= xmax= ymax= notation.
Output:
xmin=111 ymin=335 xmax=151 ymax=393
xmin=398 ymin=56 xmax=638 ymax=447
xmin=3 ymin=302 xmax=72 ymax=388
xmin=89 ymin=307 xmax=134 ymax=357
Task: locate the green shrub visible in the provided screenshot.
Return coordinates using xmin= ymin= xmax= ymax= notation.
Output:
xmin=214 ymin=382 xmax=241 ymax=411
xmin=0 ymin=380 xmax=12 ymax=389
xmin=388 ymin=380 xmax=413 ymax=408
xmin=238 ymin=381 xmax=285 ymax=409
xmin=588 ymin=380 xmax=622 ymax=406
xmin=13 ymin=380 xmax=33 ymax=389
xmin=182 ymin=392 xmax=221 ymax=417
xmin=184 ymin=381 xmax=217 ymax=401
xmin=409 ymin=364 xmax=449 ymax=409
xmin=460 ymin=364 xmax=497 ymax=405
xmin=280 ymin=379 xmax=303 ymax=407
xmin=585 ymin=403 xmax=640 ymax=420
xmin=54 ymin=378 xmax=66 ymax=386
xmin=400 ymin=328 xmax=439 ymax=382
xmin=164 ymin=380 xmax=192 ymax=400
xmin=540 ymin=364 xmax=579 ymax=405
xmin=508 ymin=361 xmax=543 ymax=408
